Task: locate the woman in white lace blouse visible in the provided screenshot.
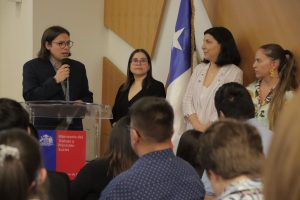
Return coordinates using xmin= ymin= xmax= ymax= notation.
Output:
xmin=183 ymin=27 xmax=243 ymax=132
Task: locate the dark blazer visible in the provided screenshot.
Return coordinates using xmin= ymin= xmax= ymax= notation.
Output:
xmin=70 ymin=158 xmax=113 ymax=200
xmin=23 ymin=58 xmax=93 ymax=102
xmin=111 ymin=79 xmax=166 ymax=124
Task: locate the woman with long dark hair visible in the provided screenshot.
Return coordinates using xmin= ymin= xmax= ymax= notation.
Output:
xmin=70 ymin=116 xmax=138 ymax=200
xmin=111 ymin=49 xmax=165 ymax=125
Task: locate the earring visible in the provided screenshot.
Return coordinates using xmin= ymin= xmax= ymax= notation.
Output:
xmin=269 ymin=69 xmax=275 ymax=78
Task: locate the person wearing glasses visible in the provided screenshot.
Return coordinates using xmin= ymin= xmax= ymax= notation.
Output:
xmin=22 ymin=25 xmax=93 ymax=103
xmin=110 ymin=49 xmax=165 ymax=125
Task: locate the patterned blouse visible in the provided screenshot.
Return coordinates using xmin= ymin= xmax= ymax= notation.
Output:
xmin=216 ymin=179 xmax=263 ymax=200
xmin=247 ymin=80 xmax=294 ymax=129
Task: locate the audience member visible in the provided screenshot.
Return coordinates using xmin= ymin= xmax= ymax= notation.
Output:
xmin=215 ymin=82 xmax=272 ymax=155
xmin=111 ymin=49 xmax=165 ymax=125
xmin=0 ymin=128 xmax=48 ymax=200
xmin=176 ymin=129 xmax=204 ymax=177
xmin=264 ymin=90 xmax=300 ymax=200
xmin=71 ymin=116 xmax=138 ymax=200
xmin=198 ymin=82 xmax=272 ymax=198
xmin=198 ymin=119 xmax=264 ymax=200
xmin=0 ymin=98 xmax=30 ymax=131
xmin=183 ymin=26 xmax=243 ymax=132
xmin=247 ymin=43 xmax=298 ymax=130
xmin=0 ymin=97 xmax=70 ymax=200
xmin=101 ymin=97 xmax=205 ymax=199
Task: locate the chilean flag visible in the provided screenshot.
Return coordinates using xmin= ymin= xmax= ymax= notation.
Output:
xmin=38 ymin=130 xmax=86 ymax=180
xmin=166 ymin=0 xmax=192 ymax=152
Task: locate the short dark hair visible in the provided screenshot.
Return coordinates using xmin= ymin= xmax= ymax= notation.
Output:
xmin=177 ymin=129 xmax=204 ymax=177
xmin=214 ymin=82 xmax=255 ymax=119
xmin=129 ymin=97 xmax=174 ymax=143
xmin=122 ymin=49 xmax=154 ymax=91
xmin=198 ymin=119 xmax=263 ymax=179
xmin=0 ymin=98 xmax=30 ymax=131
xmin=37 ymin=26 xmax=70 ymax=60
xmin=203 ymin=27 xmax=241 ymax=66
xmin=103 ymin=116 xmax=138 ymax=177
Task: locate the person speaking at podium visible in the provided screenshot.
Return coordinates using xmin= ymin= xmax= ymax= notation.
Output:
xmin=22 ymin=26 xmax=93 ymax=130
xmin=22 ymin=25 xmax=93 ymax=103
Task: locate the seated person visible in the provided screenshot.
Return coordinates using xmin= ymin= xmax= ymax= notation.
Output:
xmin=0 ymin=97 xmax=70 ymax=200
xmin=0 ymin=128 xmax=48 ymax=200
xmin=176 ymin=129 xmax=204 ymax=177
xmin=201 ymin=82 xmax=274 ymax=197
xmin=197 ymin=119 xmax=264 ymax=200
xmin=264 ymin=86 xmax=300 ymax=200
xmin=215 ymin=82 xmax=272 ymax=154
xmin=100 ymin=97 xmax=205 ymax=200
xmin=71 ymin=116 xmax=138 ymax=200
xmin=0 ymin=98 xmax=31 ymax=133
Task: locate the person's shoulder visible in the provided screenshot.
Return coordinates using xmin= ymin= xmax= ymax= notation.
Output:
xmin=85 ymin=158 xmax=110 ymax=170
xmin=151 ymin=79 xmax=165 ymax=87
xmin=194 ymin=62 xmax=208 ymax=71
xmin=248 ymin=118 xmax=272 ymax=135
xmin=247 ymin=80 xmax=258 ymax=89
xmin=176 ymin=157 xmax=200 ymax=175
xmin=284 ymin=90 xmax=295 ymax=100
xmin=100 ymin=169 xmax=134 ymax=197
xmin=24 ymin=58 xmax=46 ymax=66
xmin=224 ymin=64 xmax=243 ymax=73
xmin=67 ymin=58 xmax=85 ymax=68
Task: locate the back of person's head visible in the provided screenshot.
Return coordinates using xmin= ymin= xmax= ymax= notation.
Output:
xmin=129 ymin=97 xmax=174 ymax=143
xmin=104 ymin=116 xmax=138 ymax=177
xmin=259 ymin=43 xmax=298 ymax=130
xmin=203 ymin=27 xmax=241 ymax=66
xmin=38 ymin=25 xmax=70 ymax=60
xmin=123 ymin=48 xmax=154 ymax=91
xmin=198 ymin=119 xmax=263 ymax=180
xmin=215 ymin=82 xmax=255 ymax=120
xmin=0 ymin=98 xmax=30 ymax=131
xmin=264 ymin=90 xmax=300 ymax=200
xmin=0 ymin=128 xmax=46 ymax=200
xmin=176 ymin=129 xmax=204 ymax=176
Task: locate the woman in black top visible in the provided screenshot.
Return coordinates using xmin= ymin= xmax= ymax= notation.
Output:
xmin=70 ymin=116 xmax=138 ymax=200
xmin=111 ymin=49 xmax=166 ymax=125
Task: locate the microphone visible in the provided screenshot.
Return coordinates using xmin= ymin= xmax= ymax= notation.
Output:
xmin=61 ymin=58 xmax=71 ymax=79
xmin=61 ymin=58 xmax=71 ymax=66
xmin=61 ymin=58 xmax=70 ymax=101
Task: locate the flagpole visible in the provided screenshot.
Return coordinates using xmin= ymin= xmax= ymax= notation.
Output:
xmin=191 ymin=0 xmax=196 ymax=71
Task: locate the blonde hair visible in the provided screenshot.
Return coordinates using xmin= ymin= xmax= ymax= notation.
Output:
xmin=264 ymin=90 xmax=300 ymax=200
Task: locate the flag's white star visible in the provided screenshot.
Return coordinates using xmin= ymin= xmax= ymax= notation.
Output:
xmin=172 ymin=28 xmax=184 ymax=50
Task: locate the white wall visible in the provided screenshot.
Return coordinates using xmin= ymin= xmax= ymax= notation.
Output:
xmin=0 ymin=0 xmax=33 ymax=101
xmin=0 ymin=0 xmax=211 ymax=103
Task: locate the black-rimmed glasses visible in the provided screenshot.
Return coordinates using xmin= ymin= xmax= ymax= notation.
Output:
xmin=52 ymin=41 xmax=74 ymax=48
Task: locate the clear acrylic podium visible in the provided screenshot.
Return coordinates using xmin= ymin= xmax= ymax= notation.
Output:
xmin=22 ymin=100 xmax=112 ymax=161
